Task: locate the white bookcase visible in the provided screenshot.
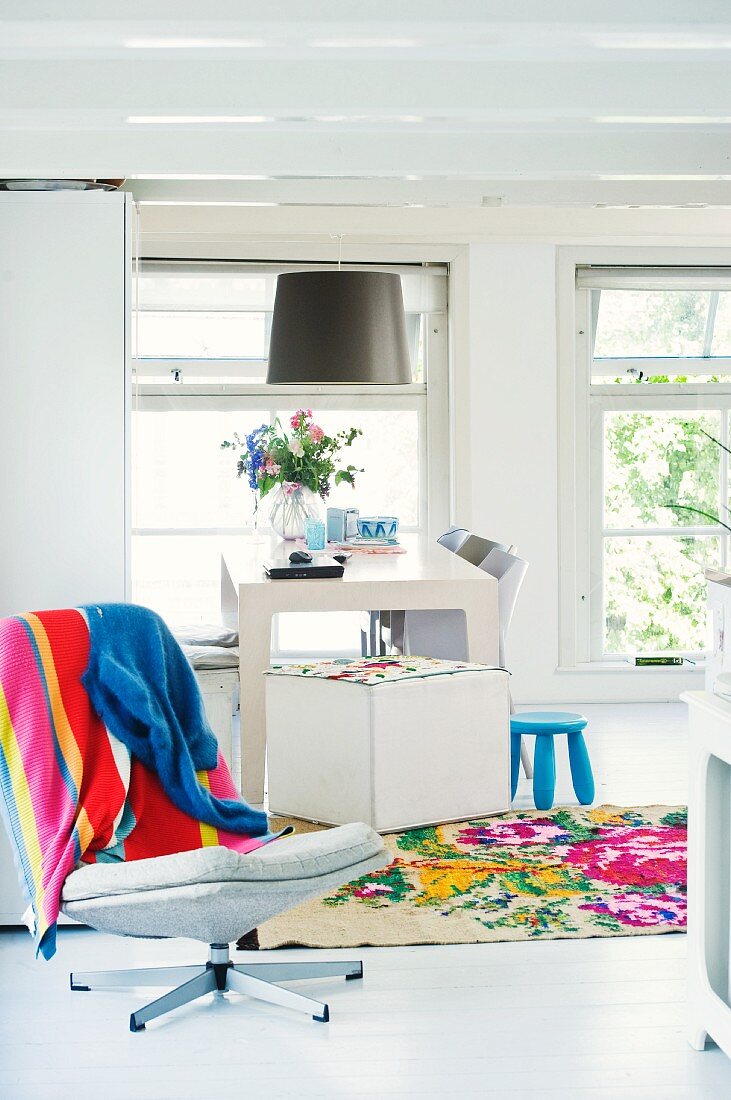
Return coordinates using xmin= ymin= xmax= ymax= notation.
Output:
xmin=0 ymin=189 xmax=132 ymax=924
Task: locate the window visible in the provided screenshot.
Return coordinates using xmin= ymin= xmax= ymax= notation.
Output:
xmin=133 ymin=262 xmax=436 ymax=384
xmin=131 ymin=260 xmax=449 ymax=653
xmin=574 ymin=266 xmax=731 ymax=662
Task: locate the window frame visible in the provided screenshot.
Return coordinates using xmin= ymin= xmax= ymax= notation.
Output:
xmin=133 ymin=259 xmax=441 ymax=383
xmin=588 ymin=390 xmax=730 ymax=661
xmin=558 ymin=246 xmax=731 ymax=673
xmin=130 ymin=258 xmax=451 ymax=632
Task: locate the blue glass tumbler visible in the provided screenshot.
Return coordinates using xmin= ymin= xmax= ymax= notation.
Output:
xmin=304 ymin=516 xmax=326 ymax=551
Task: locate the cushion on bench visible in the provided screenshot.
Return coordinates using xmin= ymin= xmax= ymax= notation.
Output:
xmin=173 ymin=623 xmax=239 ymax=648
xmin=182 ymin=644 xmax=240 ymax=670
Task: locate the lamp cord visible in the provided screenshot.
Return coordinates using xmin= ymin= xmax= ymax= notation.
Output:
xmin=330 ymin=233 xmax=344 ymax=270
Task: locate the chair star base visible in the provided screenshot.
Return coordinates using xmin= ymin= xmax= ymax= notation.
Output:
xmin=70 ymin=943 xmax=364 ymax=1032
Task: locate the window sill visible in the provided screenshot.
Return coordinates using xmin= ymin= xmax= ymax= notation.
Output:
xmin=555 ymin=662 xmax=705 ymax=675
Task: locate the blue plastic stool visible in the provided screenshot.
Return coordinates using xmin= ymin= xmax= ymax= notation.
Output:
xmin=510 ymin=711 xmax=594 ymax=810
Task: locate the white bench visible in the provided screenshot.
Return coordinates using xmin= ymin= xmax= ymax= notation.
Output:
xmin=172 ymin=625 xmax=240 ymax=780
xmin=195 ymin=668 xmax=238 ymax=777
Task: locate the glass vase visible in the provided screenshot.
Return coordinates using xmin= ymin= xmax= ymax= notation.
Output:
xmin=248 ymin=489 xmax=265 ymax=543
xmin=268 ymin=483 xmax=322 ymax=540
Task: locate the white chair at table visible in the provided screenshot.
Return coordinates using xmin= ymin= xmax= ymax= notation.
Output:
xmin=445 ymin=528 xmax=516 ymax=567
xmin=360 ymin=528 xmax=514 ymax=657
xmin=402 ymin=546 xmax=532 ymax=780
xmin=437 ymin=526 xmax=472 ymax=553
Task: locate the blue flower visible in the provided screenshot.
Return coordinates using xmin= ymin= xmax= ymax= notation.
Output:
xmin=243 ymin=425 xmax=269 ymax=490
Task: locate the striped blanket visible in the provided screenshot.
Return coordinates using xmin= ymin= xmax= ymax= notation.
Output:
xmin=0 ymin=609 xmax=270 ymax=960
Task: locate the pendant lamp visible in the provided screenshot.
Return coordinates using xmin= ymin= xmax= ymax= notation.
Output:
xmin=266 ymin=270 xmax=412 ymax=384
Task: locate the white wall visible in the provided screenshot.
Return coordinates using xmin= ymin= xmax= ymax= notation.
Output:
xmin=0 ymin=191 xmax=131 ymax=618
xmin=460 ymin=244 xmax=563 ymax=702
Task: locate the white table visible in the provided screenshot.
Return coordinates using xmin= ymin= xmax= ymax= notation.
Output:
xmin=682 ymin=690 xmax=731 ymax=1060
xmin=222 ymin=535 xmax=499 ymax=803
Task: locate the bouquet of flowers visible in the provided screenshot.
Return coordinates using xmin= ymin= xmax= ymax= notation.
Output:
xmin=221 ymin=409 xmax=363 ymax=501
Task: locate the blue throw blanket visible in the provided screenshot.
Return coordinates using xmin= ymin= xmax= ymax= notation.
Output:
xmin=81 ymin=603 xmax=268 ymax=836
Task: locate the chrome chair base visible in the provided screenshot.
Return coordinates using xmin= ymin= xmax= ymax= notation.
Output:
xmin=70 ymin=942 xmax=363 ymax=1032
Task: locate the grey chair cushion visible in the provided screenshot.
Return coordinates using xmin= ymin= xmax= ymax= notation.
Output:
xmin=173 ymin=623 xmax=239 ymax=648
xmin=62 ymin=822 xmax=384 ymax=902
xmin=61 ymin=851 xmax=388 ymax=943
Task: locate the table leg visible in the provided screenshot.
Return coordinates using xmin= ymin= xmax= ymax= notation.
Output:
xmin=463 ymin=593 xmax=500 ymax=666
xmin=238 ymin=605 xmax=272 ymax=805
xmin=220 ymin=554 xmax=239 ymax=630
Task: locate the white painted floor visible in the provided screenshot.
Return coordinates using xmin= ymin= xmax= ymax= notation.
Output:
xmin=1 ymin=702 xmax=729 ymax=1099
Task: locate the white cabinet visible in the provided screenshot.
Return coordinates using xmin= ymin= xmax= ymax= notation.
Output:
xmin=706 ymin=570 xmax=731 ymax=694
xmin=0 ymin=190 xmax=131 ymax=615
xmin=682 ymin=691 xmax=731 ymax=1060
xmin=0 ymin=190 xmax=132 ymax=923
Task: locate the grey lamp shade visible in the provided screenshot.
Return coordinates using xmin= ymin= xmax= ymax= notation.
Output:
xmin=266 ymin=270 xmax=412 ymax=384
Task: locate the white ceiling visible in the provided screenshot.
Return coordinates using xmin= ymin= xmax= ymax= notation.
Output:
xmin=2 ymin=1 xmax=731 ymax=208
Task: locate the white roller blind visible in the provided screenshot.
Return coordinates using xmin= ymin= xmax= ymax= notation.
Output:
xmin=577 ymin=266 xmax=731 ymax=291
xmin=139 ymin=261 xmax=447 ymax=314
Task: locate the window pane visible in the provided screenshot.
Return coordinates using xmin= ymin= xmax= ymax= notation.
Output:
xmin=604 ymin=411 xmax=721 ymax=529
xmin=132 ymin=406 xmax=422 ymax=628
xmin=594 ymin=289 xmax=710 ymax=359
xmin=711 ymin=292 xmax=731 ymax=357
xmin=604 ymin=535 xmax=717 ymax=655
xmin=136 ymin=310 xmax=423 ymax=381
xmin=592 ymin=373 xmax=731 ymax=385
xmin=276 ymin=611 xmax=361 ymax=657
xmin=132 ymin=533 xmax=361 ymax=656
xmin=137 ymin=310 xmax=268 ymax=360
xmin=133 ymin=409 xmax=264 ymax=529
xmin=274 ymin=409 xmax=420 ymax=527
xmin=131 ymin=534 xmax=237 ymax=623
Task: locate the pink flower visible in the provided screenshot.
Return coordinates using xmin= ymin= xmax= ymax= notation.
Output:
xmin=290 ymin=408 xmax=313 ymax=431
xmin=308 ymin=424 xmax=324 ymax=443
xmin=458 ymin=820 xmax=573 ymax=849
xmin=264 ymin=461 xmax=281 ymax=476
xmin=564 ymin=826 xmax=686 ymax=889
xmin=353 ymin=884 xmax=394 ymax=899
xmin=579 ymin=891 xmax=686 ymax=928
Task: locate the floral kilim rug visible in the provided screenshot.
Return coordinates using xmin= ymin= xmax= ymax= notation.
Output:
xmin=251 ymin=805 xmax=687 ymax=949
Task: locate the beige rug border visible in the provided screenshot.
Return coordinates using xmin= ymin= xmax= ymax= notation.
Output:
xmin=256 ymin=804 xmax=687 ymax=950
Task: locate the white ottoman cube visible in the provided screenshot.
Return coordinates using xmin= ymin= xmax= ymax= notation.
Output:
xmin=265 ymin=656 xmax=510 ymax=832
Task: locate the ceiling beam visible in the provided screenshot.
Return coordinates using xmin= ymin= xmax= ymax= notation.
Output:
xmin=2 ymin=59 xmax=731 ymax=114
xmin=9 ymin=1 xmax=730 ymax=29
xmin=2 ymin=129 xmax=731 ymax=179
xmin=125 ymin=177 xmax=731 ymax=208
xmin=137 ymin=202 xmax=731 ymax=252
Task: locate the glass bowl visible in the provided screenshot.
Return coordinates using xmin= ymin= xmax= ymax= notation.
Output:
xmin=356 ymin=516 xmax=399 ymax=540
